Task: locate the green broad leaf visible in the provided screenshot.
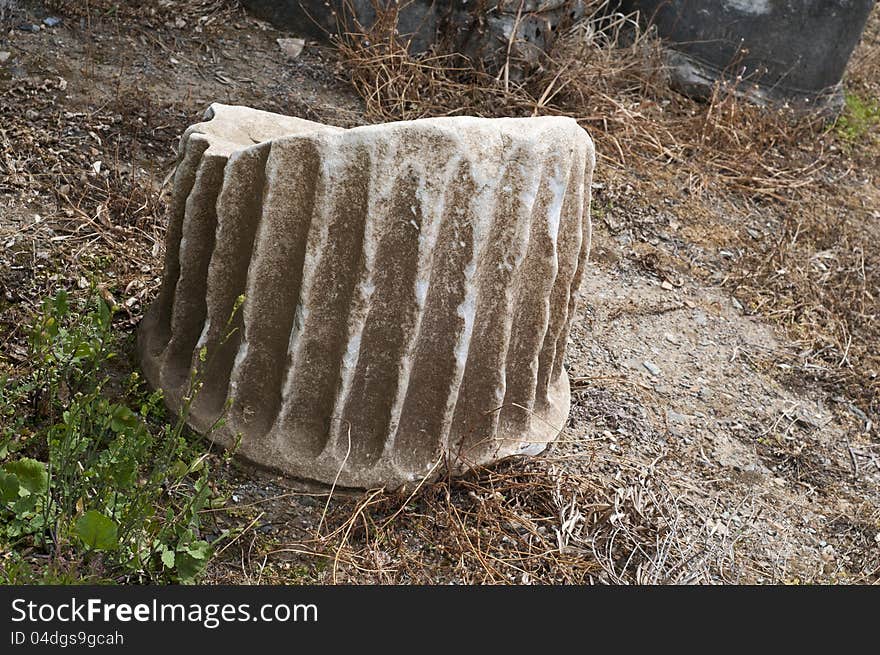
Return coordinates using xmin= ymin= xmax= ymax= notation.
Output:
xmin=25 ymin=512 xmax=47 ymax=532
xmin=111 ymin=460 xmax=136 ymax=488
xmin=43 ymin=316 xmax=58 ymax=338
xmin=161 ymin=549 xmax=175 ymax=569
xmin=184 ymin=540 xmax=212 ymax=561
xmin=168 ymin=460 xmax=188 ymax=479
xmin=0 ymin=471 xmax=19 ymax=503
xmin=54 ymin=290 xmax=69 ymax=316
xmin=173 ymin=552 xmax=206 ymax=584
xmin=3 ymin=458 xmax=48 ymax=496
xmin=5 ymin=521 xmax=26 ymax=538
xmin=74 ymin=341 xmax=95 ymax=359
xmin=97 ymin=299 xmax=111 ymax=329
xmin=13 ymin=494 xmax=38 ymax=515
xmin=75 ymin=510 xmax=118 ymax=551
xmin=109 ymin=405 xmax=138 ymax=433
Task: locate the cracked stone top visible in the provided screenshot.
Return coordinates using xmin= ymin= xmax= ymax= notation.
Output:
xmin=138 ymin=104 xmax=595 ymax=489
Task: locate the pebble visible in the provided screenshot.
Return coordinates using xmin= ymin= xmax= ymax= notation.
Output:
xmin=18 ymin=23 xmax=40 ymax=32
xmin=795 ymin=409 xmax=824 ymax=429
xmin=43 ymin=17 xmax=62 ymax=27
xmin=642 ymin=360 xmax=661 ymax=376
xmin=848 ymin=404 xmax=868 ymax=422
xmin=667 ymin=411 xmax=689 ymax=425
xmin=0 ymin=52 xmax=10 ymax=64
xmin=277 ymin=37 xmax=305 ymax=59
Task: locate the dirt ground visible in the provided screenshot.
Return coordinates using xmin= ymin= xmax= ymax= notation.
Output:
xmin=1 ymin=0 xmax=878 ymax=584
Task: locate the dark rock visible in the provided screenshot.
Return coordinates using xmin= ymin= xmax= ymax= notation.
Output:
xmin=240 ymin=0 xmax=441 ymax=52
xmin=615 ymin=0 xmax=874 ymax=112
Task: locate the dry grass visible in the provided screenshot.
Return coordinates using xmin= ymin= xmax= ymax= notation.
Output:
xmin=235 ymin=382 xmax=745 ymax=586
xmin=336 ymin=1 xmax=827 ymax=197
xmin=42 ymin=0 xmax=243 ymax=32
xmin=730 ymin=194 xmax=880 ymax=412
xmin=0 ymin=0 xmax=256 ymax=339
xmin=267 ymin=448 xmax=725 ymax=585
xmin=0 ymin=76 xmax=177 ymax=351
xmin=727 ymin=18 xmax=880 ymax=415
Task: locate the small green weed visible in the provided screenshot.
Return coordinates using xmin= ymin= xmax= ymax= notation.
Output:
xmin=0 ymin=290 xmax=227 ymax=583
xmin=835 ymin=91 xmax=880 ymax=142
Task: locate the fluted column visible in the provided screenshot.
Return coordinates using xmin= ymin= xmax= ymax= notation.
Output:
xmin=138 ymin=104 xmax=595 ymax=489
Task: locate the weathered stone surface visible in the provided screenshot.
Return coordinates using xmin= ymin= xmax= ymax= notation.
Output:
xmin=138 ymin=104 xmax=594 ymax=489
xmin=616 ymin=0 xmax=874 ymax=112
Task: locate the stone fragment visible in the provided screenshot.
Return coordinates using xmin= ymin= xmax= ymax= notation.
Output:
xmin=138 ymin=103 xmax=595 ymax=489
xmin=276 ymin=37 xmax=304 ymax=59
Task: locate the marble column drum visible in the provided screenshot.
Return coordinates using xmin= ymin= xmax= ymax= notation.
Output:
xmin=138 ymin=104 xmax=595 ymax=489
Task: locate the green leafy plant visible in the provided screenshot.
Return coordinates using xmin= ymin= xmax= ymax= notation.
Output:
xmin=0 ymin=289 xmax=232 ymax=583
xmin=835 ymin=91 xmax=880 ymax=142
